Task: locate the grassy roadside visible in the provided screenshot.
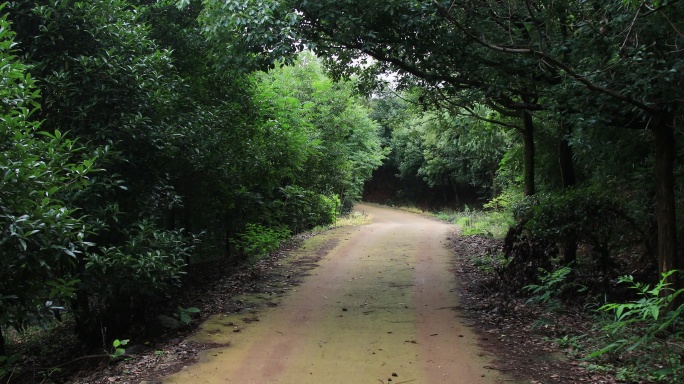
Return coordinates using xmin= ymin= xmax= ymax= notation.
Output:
xmin=380 ymin=202 xmax=515 ymax=239
xmin=418 ymin=203 xmax=684 ymax=384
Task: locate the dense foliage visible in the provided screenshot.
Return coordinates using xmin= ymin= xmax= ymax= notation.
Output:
xmin=196 ymin=1 xmax=684 ymax=379
xmin=0 ymin=9 xmax=97 ymax=355
xmin=3 ymin=0 xmax=684 ymax=381
xmin=199 ymin=0 xmax=683 ymax=282
xmin=0 ymin=0 xmax=383 ymax=356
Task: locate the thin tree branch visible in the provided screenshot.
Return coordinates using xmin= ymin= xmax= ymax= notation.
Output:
xmin=642 ymin=0 xmax=682 ymax=17
xmin=431 ymin=87 xmax=523 ymax=131
xmin=525 ymin=0 xmax=544 ymax=51
xmin=485 ymin=99 xmax=522 ymax=118
xmin=433 ymin=0 xmax=658 ymax=115
xmin=301 ymin=10 xmax=480 ymax=89
xmin=621 ymin=4 xmax=643 ymax=52
xmin=442 ymin=96 xmax=524 ymax=132
xmin=460 ymin=105 xmax=523 ymax=132
xmin=658 ymin=10 xmax=684 ymax=37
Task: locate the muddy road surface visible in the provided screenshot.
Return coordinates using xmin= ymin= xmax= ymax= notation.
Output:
xmin=163 ymin=204 xmax=510 ymax=384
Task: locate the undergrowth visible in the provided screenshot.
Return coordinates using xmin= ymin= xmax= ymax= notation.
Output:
xmin=588 ymin=270 xmax=684 ymax=383
xmin=524 ymin=266 xmax=684 ymax=383
xmin=237 ymin=223 xmax=291 ymax=263
xmin=471 ymin=251 xmax=509 ymax=275
xmin=308 ymin=210 xmax=373 ymax=233
xmin=435 ymin=206 xmax=514 ymax=238
xmin=389 ymin=193 xmax=684 ymax=383
xmin=331 ymin=210 xmax=374 ymax=228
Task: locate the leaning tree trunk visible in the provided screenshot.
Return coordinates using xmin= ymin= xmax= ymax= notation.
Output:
xmin=653 ymin=116 xmax=679 ymax=290
xmin=522 ymin=109 xmax=535 ymax=196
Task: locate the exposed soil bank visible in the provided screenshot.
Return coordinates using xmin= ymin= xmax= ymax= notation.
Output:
xmin=162 ymin=204 xmax=511 ymax=383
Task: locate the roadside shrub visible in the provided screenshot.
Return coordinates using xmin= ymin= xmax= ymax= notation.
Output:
xmin=455 ymin=209 xmax=514 ymax=238
xmin=237 ymin=223 xmax=291 ymax=261
xmin=471 ymin=251 xmax=509 ymax=275
xmin=502 ymin=188 xmax=650 ymax=292
xmin=84 ymin=222 xmax=191 ymax=294
xmin=590 ymin=270 xmax=684 ymax=382
xmin=333 ymin=210 xmax=373 ymax=228
xmin=524 ymin=190 xmax=628 ymax=260
xmin=275 ymin=185 xmax=340 ymax=232
xmin=75 ymin=222 xmax=194 ymax=344
xmin=0 ymin=11 xmax=99 ymax=355
xmin=483 ymin=187 xmax=523 ymax=212
xmin=524 ymin=266 xmax=585 ymax=311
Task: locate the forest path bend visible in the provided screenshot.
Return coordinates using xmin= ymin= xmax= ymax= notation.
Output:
xmin=163 ymin=204 xmax=508 ymax=384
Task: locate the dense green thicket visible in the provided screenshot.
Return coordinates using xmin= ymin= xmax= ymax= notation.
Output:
xmin=0 ymin=0 xmax=383 ymax=355
xmin=0 ymin=9 xmax=97 ymax=356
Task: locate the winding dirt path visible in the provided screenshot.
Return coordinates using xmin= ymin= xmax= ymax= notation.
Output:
xmin=163 ymin=204 xmax=509 ymax=384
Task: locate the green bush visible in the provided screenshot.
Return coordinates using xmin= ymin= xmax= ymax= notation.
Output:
xmin=517 ymin=188 xmax=633 ymax=244
xmin=454 ymin=209 xmax=514 ymax=238
xmin=524 ymin=266 xmax=585 ymax=309
xmin=590 ymin=270 xmax=684 ymax=382
xmin=75 ymin=222 xmax=195 ymax=342
xmin=237 ymin=223 xmax=291 ymax=261
xmin=0 ymin=10 xmax=99 ymax=355
xmin=15 ymin=0 xmax=188 ymax=345
xmin=274 ymin=185 xmax=340 ymax=232
xmin=84 ymin=222 xmax=192 ymax=294
xmin=510 ymin=188 xmax=647 ymax=270
xmin=483 ymin=188 xmax=523 ymax=212
xmin=471 ymin=251 xmax=509 ymax=275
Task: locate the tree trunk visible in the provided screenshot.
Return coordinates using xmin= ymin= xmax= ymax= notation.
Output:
xmin=653 ymin=116 xmax=679 ymax=289
xmin=558 ymin=121 xmax=576 ymax=189
xmin=72 ymin=287 xmax=98 ymax=348
xmin=558 ymin=121 xmax=577 ymax=265
xmin=451 ymin=180 xmax=460 ymax=206
xmin=225 ymin=213 xmax=235 ymax=259
xmin=522 ymin=109 xmax=535 ymax=196
xmin=0 ymin=324 xmax=5 ymax=356
xmin=182 ymin=194 xmax=193 ymax=233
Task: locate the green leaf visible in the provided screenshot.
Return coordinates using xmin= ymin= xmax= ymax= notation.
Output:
xmin=179 ymin=313 xmax=191 ymax=324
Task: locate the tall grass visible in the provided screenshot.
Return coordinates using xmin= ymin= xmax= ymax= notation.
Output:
xmin=436 ymin=206 xmax=514 ymax=238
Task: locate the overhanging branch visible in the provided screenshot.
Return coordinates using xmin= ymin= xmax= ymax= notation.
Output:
xmin=433 ymin=0 xmax=658 ymax=115
xmin=431 ymin=88 xmax=524 ymax=132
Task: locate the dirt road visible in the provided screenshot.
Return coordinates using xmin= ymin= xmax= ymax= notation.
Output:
xmin=163 ymin=204 xmax=508 ymax=384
